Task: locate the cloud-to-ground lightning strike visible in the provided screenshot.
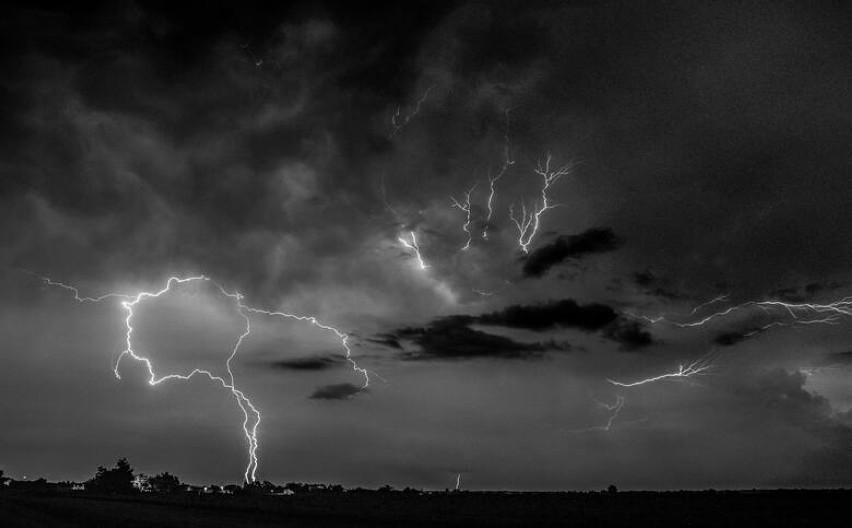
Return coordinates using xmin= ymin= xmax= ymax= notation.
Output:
xmin=451 ymin=184 xmax=477 ymax=251
xmin=606 ymin=357 xmax=713 ymax=388
xmin=482 ymin=109 xmax=515 ymax=241
xmin=455 ymin=473 xmax=462 ymax=491
xmin=509 ymin=152 xmax=573 ymax=254
xmin=398 ymin=231 xmax=429 ymax=269
xmin=30 ymin=273 xmax=369 ymax=483
xmin=389 ymin=83 xmax=437 ymax=139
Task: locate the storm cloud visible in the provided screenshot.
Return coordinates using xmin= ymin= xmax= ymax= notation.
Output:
xmin=2 ymin=1 xmax=852 ymax=491
xmin=522 ymin=228 xmax=622 ymax=278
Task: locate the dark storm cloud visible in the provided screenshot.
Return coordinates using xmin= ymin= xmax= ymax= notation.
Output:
xmin=309 ymin=383 xmax=363 ymax=400
xmin=476 ymin=299 xmax=654 ymax=349
xmin=522 ymin=228 xmax=622 ymax=278
xmin=390 ymin=299 xmax=653 ymax=359
xmin=478 ymin=300 xmax=617 ymax=331
xmin=631 ymin=271 xmax=688 ymax=300
xmin=395 ymin=315 xmax=546 ymax=360
xmin=0 ymin=1 xmax=461 ymax=302
xmin=366 ymin=334 xmax=402 ymax=350
xmin=5 ymin=0 xmax=852 ymax=491
xmin=603 ymin=319 xmax=654 ymax=351
xmin=713 ymin=330 xmax=754 ymax=347
xmin=712 ymin=324 xmax=778 ymax=347
xmin=269 ymin=355 xmax=341 ymax=371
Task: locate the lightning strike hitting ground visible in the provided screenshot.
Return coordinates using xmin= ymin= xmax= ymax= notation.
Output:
xmin=482 ymin=109 xmax=515 ymax=241
xmin=455 ymin=473 xmax=462 ymax=491
xmin=398 ymin=231 xmax=429 ymax=269
xmin=389 ymin=83 xmax=436 ymax=138
xmin=509 ymin=153 xmax=573 ymax=253
xmin=450 ymin=184 xmax=477 ymax=251
xmin=30 ymin=273 xmax=369 ymax=484
xmin=607 ymin=357 xmax=713 ymax=388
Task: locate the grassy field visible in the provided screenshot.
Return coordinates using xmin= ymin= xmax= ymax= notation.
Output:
xmin=1 ymin=489 xmax=850 ymax=527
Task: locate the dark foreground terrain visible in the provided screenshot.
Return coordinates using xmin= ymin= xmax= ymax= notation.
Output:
xmin=2 ymin=489 xmax=850 ymax=527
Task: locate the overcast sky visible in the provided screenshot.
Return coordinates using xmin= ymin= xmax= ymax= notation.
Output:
xmin=2 ymin=0 xmax=852 ymax=490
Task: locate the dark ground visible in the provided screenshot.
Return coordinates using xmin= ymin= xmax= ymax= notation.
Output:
xmin=1 ymin=489 xmax=851 ymax=527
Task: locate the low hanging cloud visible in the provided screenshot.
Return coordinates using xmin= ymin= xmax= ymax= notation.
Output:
xmin=387 ymin=298 xmax=653 ymax=360
xmin=395 ymin=315 xmax=548 ymax=360
xmin=269 ymin=355 xmax=342 ymax=371
xmin=309 ymin=383 xmax=364 ymax=400
xmin=478 ymin=299 xmax=654 ymax=350
xmin=477 ymin=299 xmax=618 ymax=331
xmin=632 ymin=270 xmax=689 ymax=300
xmin=522 ymin=228 xmax=622 ymax=278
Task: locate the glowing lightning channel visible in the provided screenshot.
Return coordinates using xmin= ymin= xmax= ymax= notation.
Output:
xmin=32 ymin=273 xmax=369 ymax=484
xmin=482 ymin=109 xmax=515 ymax=241
xmin=389 ymin=84 xmax=436 ymax=139
xmin=398 ymin=231 xmax=429 ymax=269
xmin=606 ymin=357 xmax=713 ymax=388
xmin=509 ymin=152 xmax=573 ymax=254
xmin=450 ymin=183 xmax=477 ymax=251
xmin=564 ymin=395 xmax=627 ymax=434
xmin=690 ymin=293 xmax=730 ymax=315
xmin=455 ymin=473 xmax=462 ymax=491
xmin=633 ymin=296 xmax=852 ymax=331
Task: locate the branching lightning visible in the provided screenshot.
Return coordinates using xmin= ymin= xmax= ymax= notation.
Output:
xmin=606 ymin=356 xmax=713 ymax=388
xmin=450 ymin=184 xmax=477 ymax=251
xmin=509 ymin=153 xmax=573 ymax=254
xmin=690 ymin=294 xmax=730 ymax=315
xmin=482 ymin=109 xmax=515 ymax=241
xmin=631 ymin=296 xmax=852 ymax=335
xmin=398 ymin=231 xmax=429 ymax=269
xmin=389 ymin=84 xmax=436 ymax=138
xmin=565 ymin=395 xmax=626 ymax=434
xmin=31 ymin=273 xmax=368 ymax=483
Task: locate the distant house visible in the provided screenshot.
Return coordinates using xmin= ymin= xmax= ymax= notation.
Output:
xmin=269 ymin=489 xmax=295 ymax=496
xmin=55 ymin=482 xmax=86 ymax=492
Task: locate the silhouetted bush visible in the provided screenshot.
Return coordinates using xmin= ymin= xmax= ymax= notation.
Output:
xmin=148 ymin=472 xmax=182 ymax=493
xmin=87 ymin=458 xmax=135 ymax=494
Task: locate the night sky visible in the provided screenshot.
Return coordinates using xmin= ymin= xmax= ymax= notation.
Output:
xmin=3 ymin=1 xmax=852 ymax=490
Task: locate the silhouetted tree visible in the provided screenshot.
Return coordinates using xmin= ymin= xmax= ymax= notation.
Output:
xmin=148 ymin=472 xmax=182 ymax=493
xmin=608 ymin=484 xmax=618 ymax=494
xmin=88 ymin=458 xmax=135 ymax=494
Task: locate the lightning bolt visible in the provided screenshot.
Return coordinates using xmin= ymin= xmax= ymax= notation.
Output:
xmin=389 ymin=84 xmax=436 ymax=138
xmin=398 ymin=231 xmax=429 ymax=269
xmin=567 ymin=395 xmax=627 ymax=434
xmin=482 ymin=108 xmax=515 ymax=241
xmin=29 ymin=272 xmax=369 ymax=483
xmin=450 ymin=183 xmax=477 ymax=251
xmin=631 ymin=296 xmax=852 ymax=332
xmin=606 ymin=356 xmax=713 ymax=388
xmin=509 ymin=153 xmax=573 ymax=254
xmin=455 ymin=473 xmax=461 ymax=491
xmin=690 ymin=293 xmax=730 ymax=315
